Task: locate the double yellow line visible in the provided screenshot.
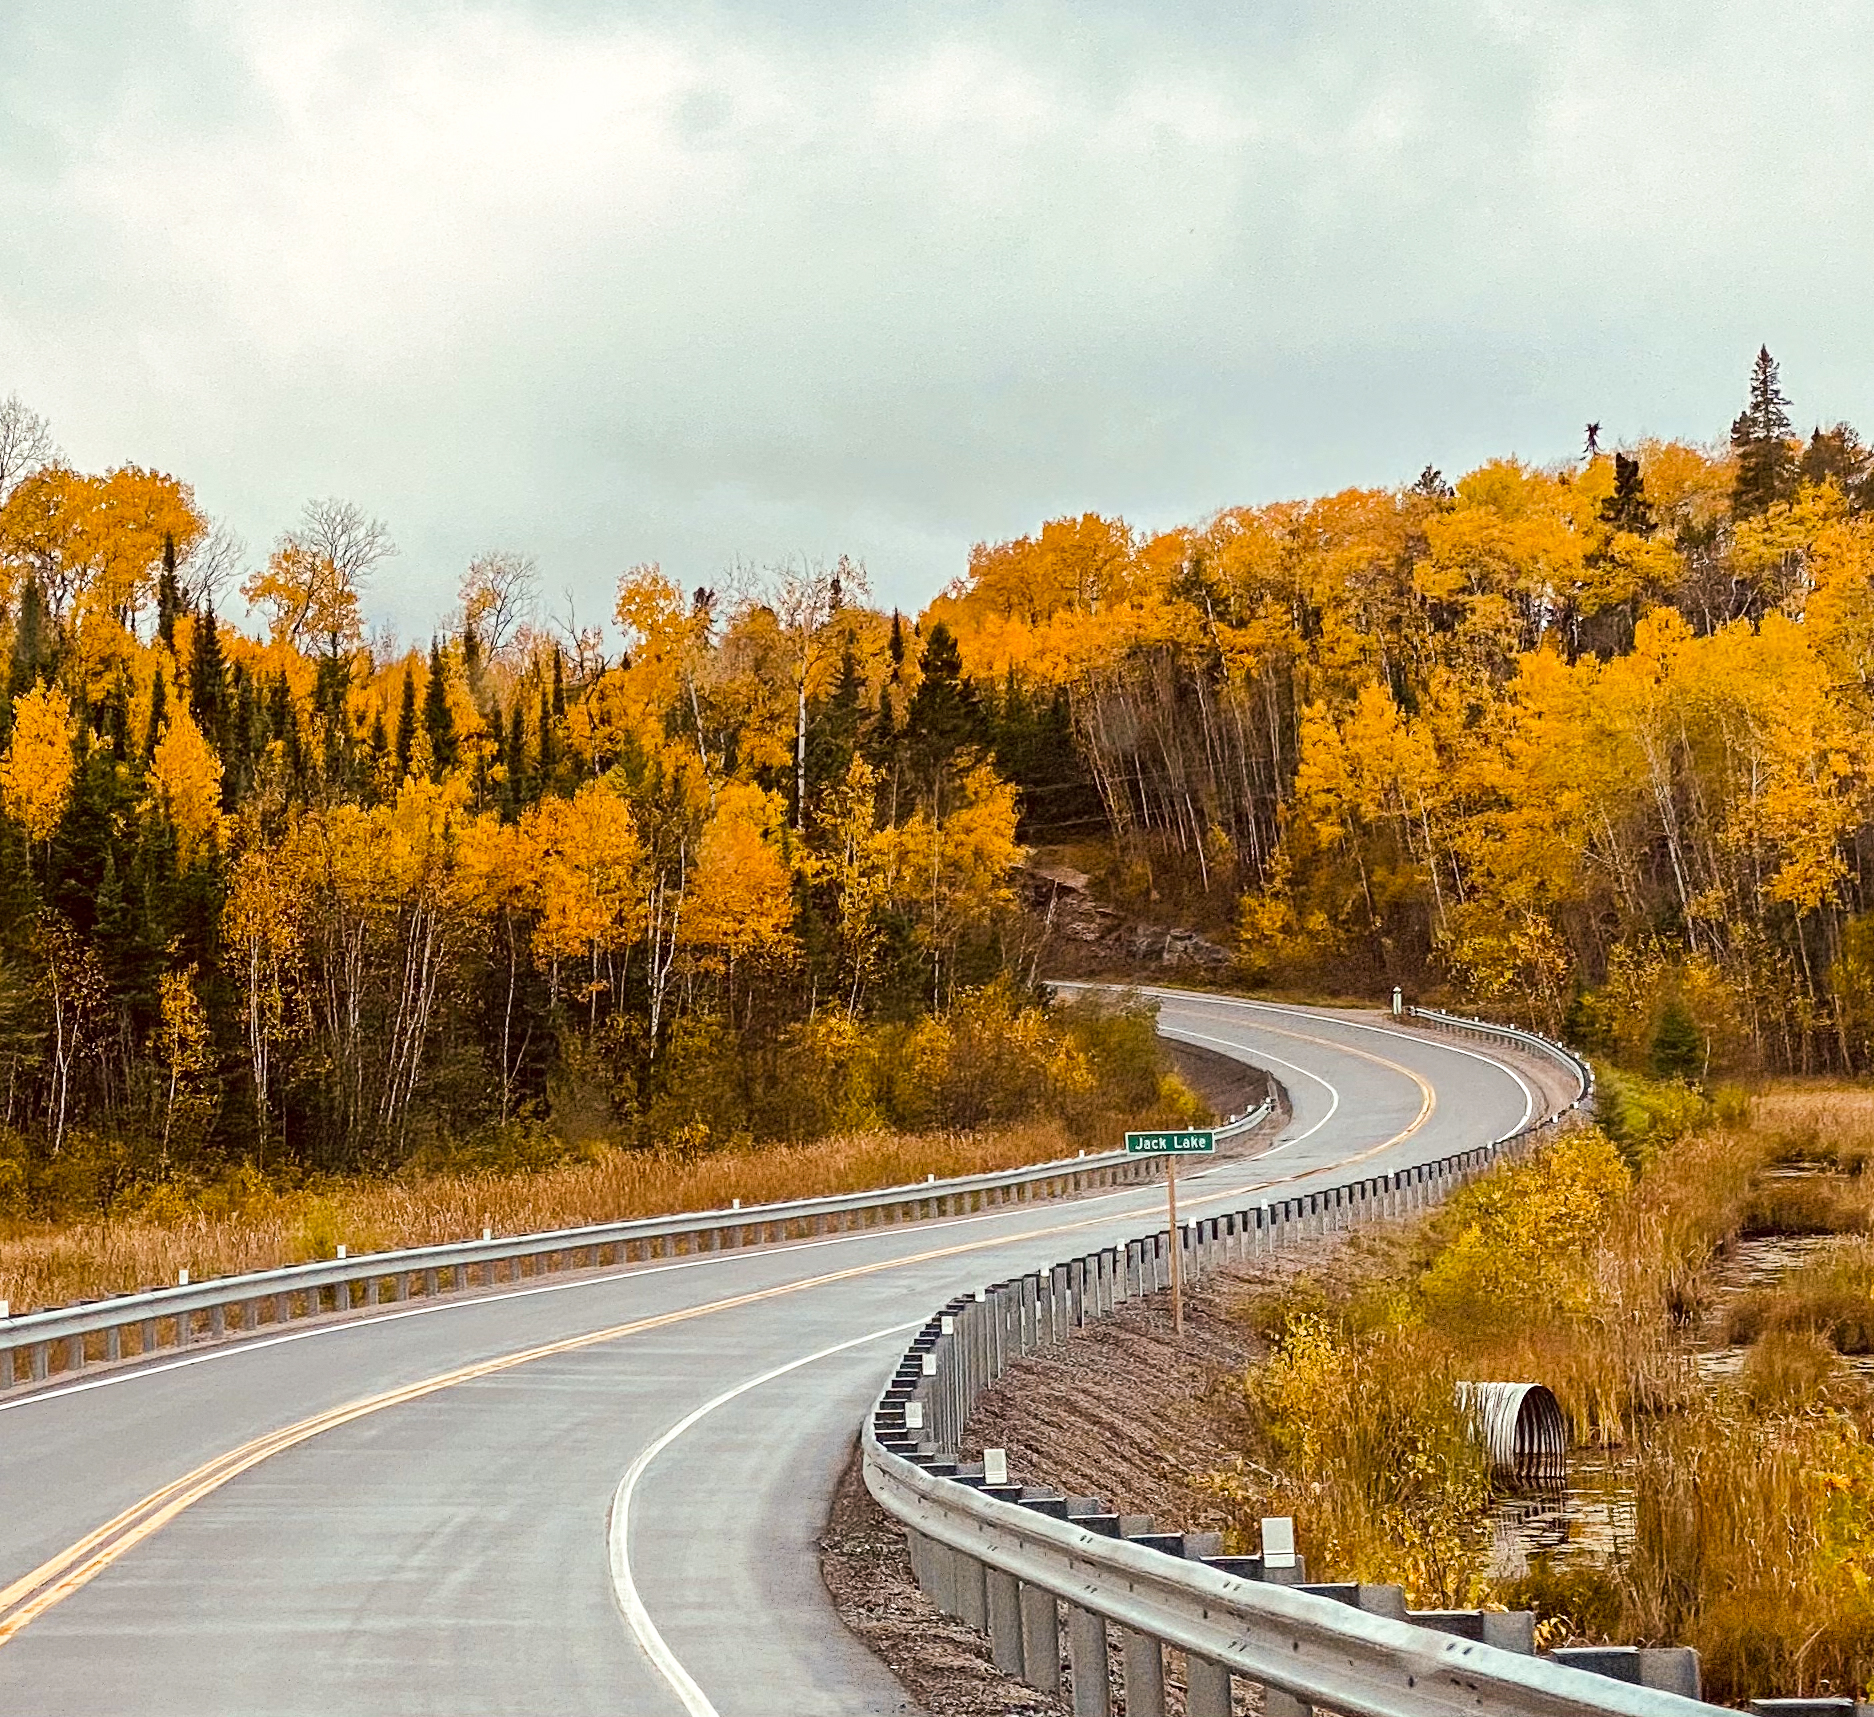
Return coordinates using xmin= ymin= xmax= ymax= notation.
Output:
xmin=0 ymin=1023 xmax=1437 ymax=1648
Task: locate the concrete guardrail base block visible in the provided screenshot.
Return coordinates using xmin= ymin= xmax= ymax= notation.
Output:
xmin=1185 ymin=1654 xmax=1231 ymax=1717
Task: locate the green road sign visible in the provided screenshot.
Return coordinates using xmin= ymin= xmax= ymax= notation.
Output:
xmin=1125 ymin=1129 xmax=1216 ymax=1155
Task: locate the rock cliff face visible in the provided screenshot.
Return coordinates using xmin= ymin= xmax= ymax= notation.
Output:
xmin=1021 ymin=863 xmax=1232 ymax=977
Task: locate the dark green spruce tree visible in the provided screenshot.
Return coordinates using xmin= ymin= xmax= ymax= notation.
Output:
xmin=394 ymin=666 xmax=419 ymax=780
xmin=155 ymin=535 xmax=184 ymax=654
xmin=187 ymin=606 xmax=228 ymax=754
xmin=1600 ymin=452 xmax=1656 ymax=536
xmin=1731 ymin=346 xmax=1798 ymax=518
xmin=423 ymin=641 xmax=458 ymax=780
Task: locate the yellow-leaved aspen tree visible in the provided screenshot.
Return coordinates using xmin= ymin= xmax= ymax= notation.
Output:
xmin=224 ymin=846 xmax=297 ymax=1160
xmin=156 ymin=966 xmax=213 ymax=1169
xmin=148 ymin=707 xmax=224 ymax=865
xmin=0 ymin=681 xmax=76 ymax=872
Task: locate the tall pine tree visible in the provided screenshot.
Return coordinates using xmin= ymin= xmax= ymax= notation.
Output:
xmin=905 ymin=621 xmax=982 ymax=797
xmin=1731 ymin=346 xmax=1797 ymax=518
xmin=394 ymin=666 xmax=419 ymax=780
xmin=423 ymin=641 xmax=458 ymax=779
xmin=156 ymin=534 xmax=184 ymax=654
xmin=1600 ymin=452 xmax=1656 ymax=536
xmin=187 ymin=606 xmax=228 ymax=753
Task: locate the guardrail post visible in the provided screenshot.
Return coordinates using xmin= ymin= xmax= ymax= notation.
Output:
xmin=65 ymin=1333 xmax=83 ymax=1372
xmin=987 ymin=1567 xmax=1023 ymax=1674
xmin=1066 ymin=1605 xmax=1110 ymax=1716
xmin=0 ymin=1347 xmax=12 ymax=1388
xmin=1262 ymin=1684 xmax=1308 ymax=1717
xmin=919 ymin=1534 xmax=959 ymax=1616
xmin=956 ymin=1549 xmax=988 ymax=1632
xmin=1185 ymin=1655 xmax=1232 ymax=1717
xmin=31 ymin=1341 xmax=48 ymax=1381
xmin=1121 ymin=1630 xmax=1166 ymax=1717
xmin=1018 ymin=1581 xmax=1060 ymax=1694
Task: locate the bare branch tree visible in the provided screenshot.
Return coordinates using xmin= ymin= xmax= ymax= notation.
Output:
xmin=297 ymin=497 xmax=396 ymax=589
xmin=766 ymin=554 xmax=870 ymax=830
xmin=244 ymin=498 xmax=397 ymax=658
xmin=0 ymin=394 xmax=57 ymax=503
xmin=550 ymin=585 xmax=608 ymax=681
xmin=458 ymin=550 xmax=538 ymax=661
xmin=178 ymin=520 xmax=247 ymax=611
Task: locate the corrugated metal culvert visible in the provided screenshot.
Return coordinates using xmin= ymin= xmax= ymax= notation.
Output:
xmin=1458 ymin=1382 xmax=1568 ymax=1488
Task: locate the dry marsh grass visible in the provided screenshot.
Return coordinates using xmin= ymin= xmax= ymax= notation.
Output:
xmin=0 ymin=1117 xmax=1093 ymax=1317
xmin=1751 ymin=1086 xmax=1874 ymax=1174
xmin=1215 ymin=1080 xmax=1874 ymax=1702
xmin=1725 ymin=1238 xmax=1874 ymax=1353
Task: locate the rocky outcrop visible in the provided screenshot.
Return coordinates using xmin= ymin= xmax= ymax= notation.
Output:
xmin=1020 ymin=862 xmax=1232 ymax=975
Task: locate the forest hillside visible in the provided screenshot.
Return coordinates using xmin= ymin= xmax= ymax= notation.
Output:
xmin=0 ymin=345 xmax=1865 ymax=1222
xmin=943 ymin=349 xmax=1874 ymax=1079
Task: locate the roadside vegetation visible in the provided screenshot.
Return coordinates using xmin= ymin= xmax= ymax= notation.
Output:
xmin=1204 ymin=1080 xmax=1874 ymax=1704
xmin=0 ymin=986 xmax=1200 ymax=1314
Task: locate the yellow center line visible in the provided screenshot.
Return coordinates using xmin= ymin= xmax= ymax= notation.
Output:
xmin=0 ymin=1023 xmax=1438 ymax=1647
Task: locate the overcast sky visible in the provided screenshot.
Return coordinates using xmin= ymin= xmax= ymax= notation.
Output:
xmin=3 ymin=2 xmax=1871 ymax=640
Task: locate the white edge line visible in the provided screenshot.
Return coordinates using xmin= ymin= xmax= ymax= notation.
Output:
xmin=1157 ymin=1026 xmax=1342 ymax=1153
xmin=1139 ymin=987 xmax=1540 ymax=1136
xmin=607 ymin=1319 xmax=924 ymax=1717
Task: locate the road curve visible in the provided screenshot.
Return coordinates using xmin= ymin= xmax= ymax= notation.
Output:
xmin=0 ymin=994 xmax=1538 ymax=1716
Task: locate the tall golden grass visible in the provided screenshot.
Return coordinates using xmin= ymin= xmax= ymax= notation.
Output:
xmin=1217 ymin=1082 xmax=1874 ymax=1702
xmin=0 ymin=1117 xmax=1095 ymax=1317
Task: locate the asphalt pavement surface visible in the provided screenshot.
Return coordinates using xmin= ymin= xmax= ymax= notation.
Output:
xmin=0 ymin=991 xmax=1545 ymax=1715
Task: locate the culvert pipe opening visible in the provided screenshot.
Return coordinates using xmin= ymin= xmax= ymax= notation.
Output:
xmin=1458 ymin=1381 xmax=1568 ymax=1488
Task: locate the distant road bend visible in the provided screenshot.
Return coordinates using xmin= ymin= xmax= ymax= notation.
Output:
xmin=0 ymin=991 xmax=1542 ymax=1716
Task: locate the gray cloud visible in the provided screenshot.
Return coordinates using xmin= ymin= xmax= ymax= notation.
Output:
xmin=2 ymin=2 xmax=1871 ymax=636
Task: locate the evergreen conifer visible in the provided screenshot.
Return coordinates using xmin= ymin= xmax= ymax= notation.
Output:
xmin=423 ymin=641 xmax=458 ymax=779
xmin=395 ymin=667 xmax=418 ymax=779
xmin=1731 ymin=346 xmax=1798 ymax=517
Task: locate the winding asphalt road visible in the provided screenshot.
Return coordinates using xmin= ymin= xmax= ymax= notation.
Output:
xmin=0 ymin=992 xmax=1546 ymax=1715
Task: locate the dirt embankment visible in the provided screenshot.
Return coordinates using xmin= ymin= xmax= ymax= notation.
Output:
xmin=1162 ymin=1039 xmax=1271 ymax=1127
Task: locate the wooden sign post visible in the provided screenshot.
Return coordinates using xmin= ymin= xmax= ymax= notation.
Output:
xmin=1123 ymin=1129 xmax=1216 ymax=1335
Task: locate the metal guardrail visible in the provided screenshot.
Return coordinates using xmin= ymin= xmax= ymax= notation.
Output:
xmin=0 ymin=1096 xmax=1272 ymax=1394
xmin=1406 ymin=1003 xmax=1597 ymax=1128
xmin=860 ymin=1009 xmax=1720 ymax=1715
